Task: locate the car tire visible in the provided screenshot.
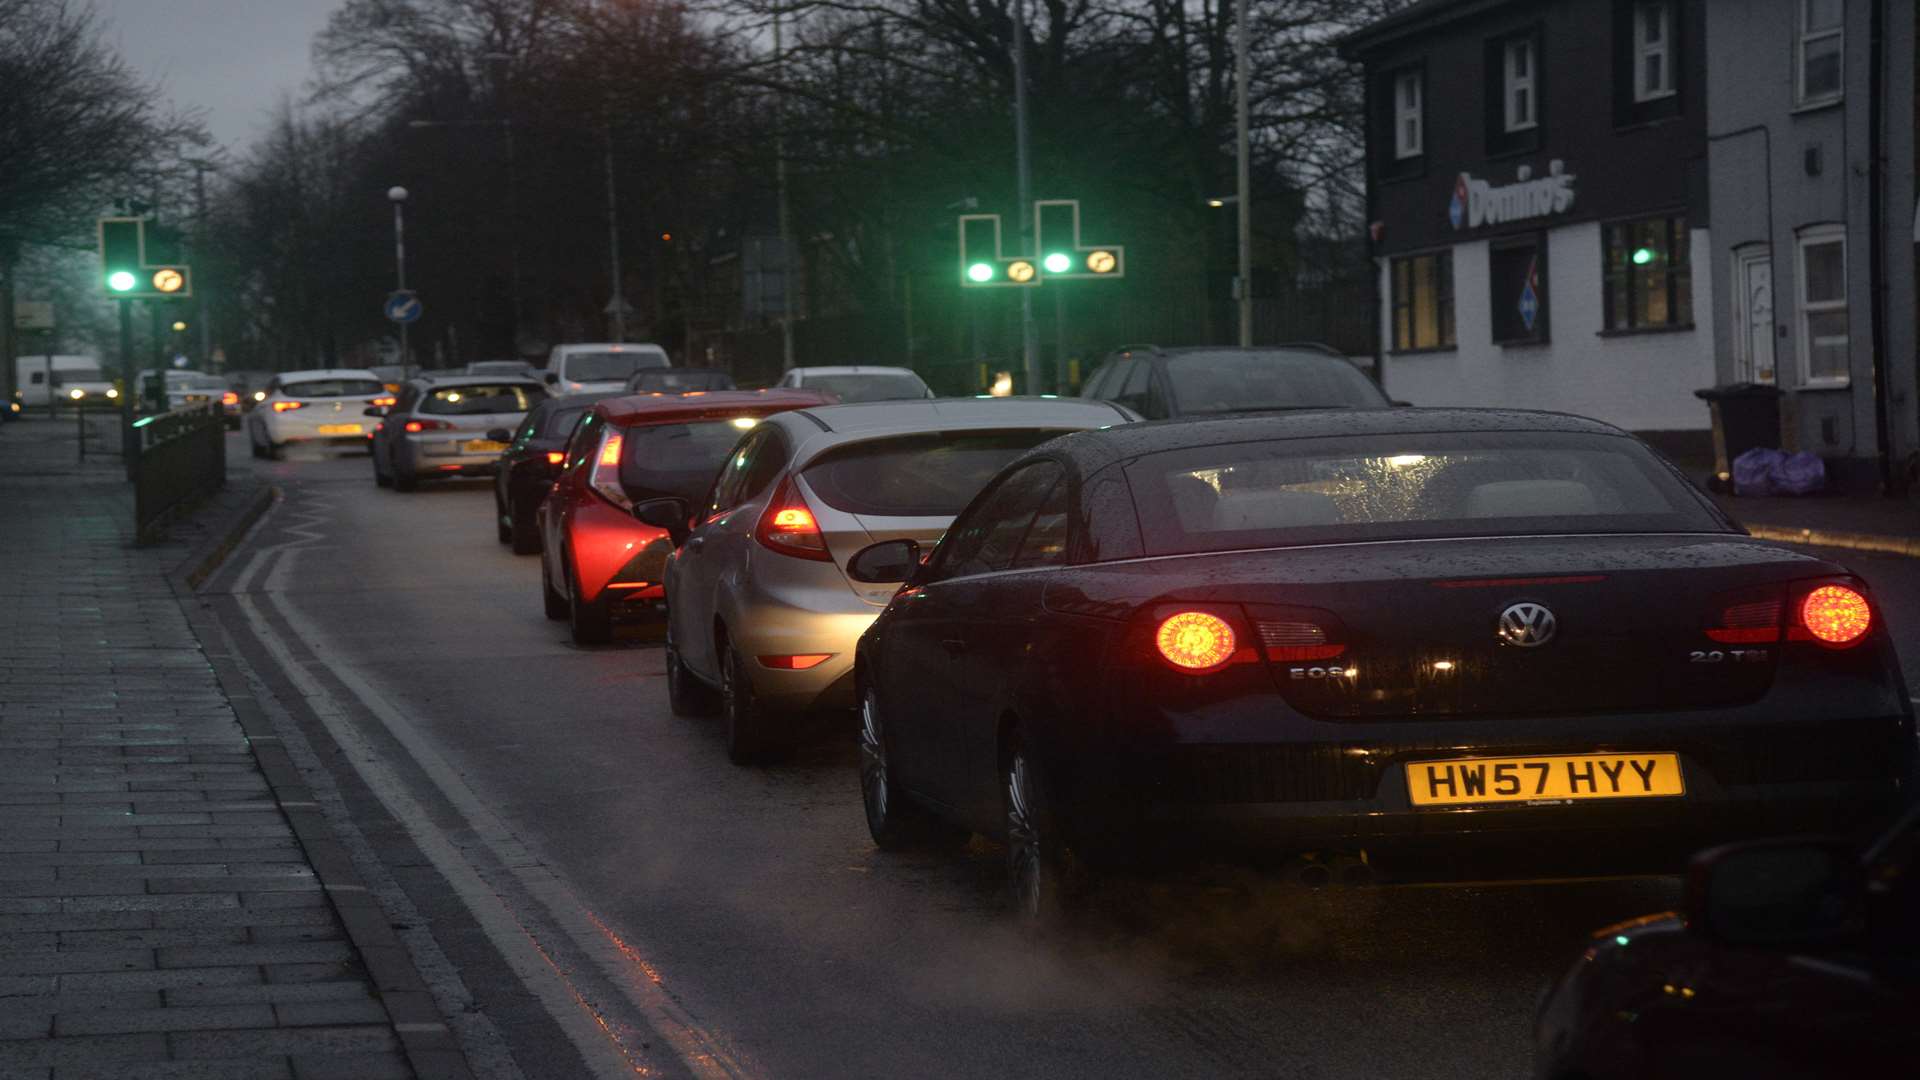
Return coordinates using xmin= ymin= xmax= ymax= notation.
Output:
xmin=392 ymin=466 xmax=418 ymax=492
xmin=265 ymin=440 xmax=283 ymax=461
xmin=567 ymin=562 xmax=612 ymax=645
xmin=509 ymin=495 xmax=541 ymax=555
xmin=858 ymin=685 xmax=951 ymax=850
xmin=373 ymin=449 xmax=392 ymax=487
xmin=541 ymin=553 xmax=569 ymax=621
xmin=665 ymin=628 xmax=720 ymax=717
xmin=1004 ymin=734 xmax=1081 ymax=930
xmin=720 ymin=640 xmax=784 ymax=764
xmin=495 ymin=493 xmax=512 ymax=544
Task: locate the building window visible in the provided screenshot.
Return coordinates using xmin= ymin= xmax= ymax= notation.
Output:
xmin=1391 ymin=251 xmax=1454 ymax=352
xmin=1394 ymin=71 xmax=1423 ymax=158
xmin=1603 ymin=215 xmax=1693 ymax=332
xmin=1633 ymin=3 xmax=1674 ymax=101
xmin=1490 ymin=237 xmax=1549 ymax=345
xmin=1504 ymin=39 xmax=1537 ymax=131
xmin=1796 ymin=226 xmax=1848 ymax=384
xmin=1797 ymin=0 xmax=1843 ymax=105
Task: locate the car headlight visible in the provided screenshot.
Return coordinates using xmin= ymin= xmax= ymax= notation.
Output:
xmin=67 ymin=388 xmax=85 ymax=400
xmin=106 ymin=388 xmax=119 ymax=399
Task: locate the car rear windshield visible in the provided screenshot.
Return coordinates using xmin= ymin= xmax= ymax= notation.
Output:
xmin=562 ymin=351 xmax=666 ymax=382
xmin=284 ymin=379 xmax=385 ymax=398
xmin=1123 ymin=431 xmax=1724 ymax=556
xmin=799 ymin=373 xmax=927 ymax=403
xmin=1162 ymin=351 xmax=1387 ymax=414
xmin=618 ymin=419 xmax=759 ymax=503
xmin=804 ymin=429 xmax=1066 ymax=517
xmin=631 ymin=370 xmax=735 ymax=392
xmin=419 ymin=383 xmax=544 ymax=415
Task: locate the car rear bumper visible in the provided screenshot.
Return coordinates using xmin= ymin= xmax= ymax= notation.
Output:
xmin=729 ymin=584 xmax=880 ymax=713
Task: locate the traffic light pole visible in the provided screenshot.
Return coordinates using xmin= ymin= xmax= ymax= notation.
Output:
xmin=119 ymin=299 xmax=136 ymax=482
xmin=1012 ymin=0 xmax=1040 ymax=395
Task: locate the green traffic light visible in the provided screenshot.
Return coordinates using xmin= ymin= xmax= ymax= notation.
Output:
xmin=1631 ymin=247 xmax=1655 ymax=266
xmin=108 ymin=271 xmax=136 ymax=292
xmin=966 ymin=262 xmax=995 ymax=283
xmin=1043 ymin=252 xmax=1072 ymax=274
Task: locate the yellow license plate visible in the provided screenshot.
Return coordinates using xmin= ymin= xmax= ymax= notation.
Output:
xmin=464 ymin=439 xmax=508 ymax=454
xmin=317 ymin=423 xmax=362 ymax=435
xmin=1406 ymin=753 xmax=1684 ymax=807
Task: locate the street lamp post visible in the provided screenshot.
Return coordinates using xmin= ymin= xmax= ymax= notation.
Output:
xmin=1012 ymin=0 xmax=1040 ymax=393
xmin=388 ymin=186 xmax=411 ymax=380
xmin=1234 ymin=0 xmax=1253 ymax=347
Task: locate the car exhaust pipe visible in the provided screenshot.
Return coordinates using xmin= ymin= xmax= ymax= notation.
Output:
xmin=1331 ymin=853 xmax=1374 ymax=887
xmin=1282 ymin=855 xmax=1333 ymax=888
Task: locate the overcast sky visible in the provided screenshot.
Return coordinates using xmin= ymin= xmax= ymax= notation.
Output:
xmin=94 ymin=0 xmax=344 ymax=152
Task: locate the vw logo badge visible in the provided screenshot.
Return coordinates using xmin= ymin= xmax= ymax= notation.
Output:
xmin=1498 ymin=602 xmax=1557 ymax=647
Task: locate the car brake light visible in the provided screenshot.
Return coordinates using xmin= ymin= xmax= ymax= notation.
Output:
xmin=758 ymin=654 xmax=833 ymax=670
xmin=547 ymin=451 xmax=565 ymax=465
xmin=403 ymin=419 xmax=455 ymax=433
xmin=1706 ymin=598 xmax=1783 ymax=644
xmin=272 ymin=401 xmax=304 ymax=412
xmin=1793 ymin=585 xmax=1871 ymax=646
xmin=589 ymin=431 xmax=631 ymax=510
xmin=1255 ymin=620 xmax=1345 ymax=661
xmin=1156 ymin=611 xmax=1237 ymax=672
xmin=753 ymin=476 xmax=832 ymax=561
xmin=370 ymin=396 xmax=396 ymax=407
xmin=221 ymin=391 xmax=239 ymax=406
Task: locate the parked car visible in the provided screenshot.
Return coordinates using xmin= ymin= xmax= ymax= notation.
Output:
xmin=772 ymin=365 xmax=934 ymax=402
xmin=625 ymin=367 xmax=738 ymax=394
xmin=368 ymin=374 xmax=545 ymax=490
xmin=1535 ymin=801 xmax=1920 ymax=1079
xmin=246 ymin=370 xmax=392 ymax=459
xmin=1078 ymin=344 xmax=1393 ymax=419
xmin=659 ymin=396 xmax=1139 ymax=762
xmin=536 ymin=389 xmax=834 ymax=644
xmin=492 ymin=392 xmax=621 ymax=554
xmin=543 ymin=342 xmax=671 ymax=394
xmin=844 ymin=408 xmax=1913 ymax=923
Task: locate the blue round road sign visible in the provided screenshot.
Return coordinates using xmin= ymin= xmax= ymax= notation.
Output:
xmin=385 ymin=291 xmax=423 ymax=324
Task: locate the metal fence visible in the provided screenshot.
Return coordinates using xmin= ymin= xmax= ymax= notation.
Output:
xmin=133 ymin=401 xmax=225 ymax=543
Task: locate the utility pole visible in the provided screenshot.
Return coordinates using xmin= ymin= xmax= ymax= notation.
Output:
xmin=1234 ymin=0 xmax=1253 ymax=347
xmin=389 ymin=187 xmax=411 ymax=379
xmin=774 ymin=11 xmax=797 ymax=371
xmin=604 ymin=121 xmax=626 ymax=342
xmin=1012 ymin=0 xmax=1040 ymax=393
xmin=191 ymin=162 xmax=215 ymax=371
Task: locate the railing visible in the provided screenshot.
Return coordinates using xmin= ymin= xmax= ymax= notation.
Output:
xmin=133 ymin=401 xmax=226 ymax=543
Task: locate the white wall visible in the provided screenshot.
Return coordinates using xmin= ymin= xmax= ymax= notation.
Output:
xmin=1381 ymin=223 xmax=1717 ymax=431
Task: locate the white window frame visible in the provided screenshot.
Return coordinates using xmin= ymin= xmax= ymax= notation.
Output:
xmin=1503 ymin=39 xmax=1537 ymax=132
xmin=1632 ymin=3 xmax=1675 ymax=102
xmin=1795 ymin=225 xmax=1849 ymax=386
xmin=1394 ymin=71 xmax=1423 ymax=158
xmin=1795 ymin=0 xmax=1844 ymax=107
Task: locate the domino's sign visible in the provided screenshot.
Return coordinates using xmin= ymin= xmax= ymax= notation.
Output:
xmin=1449 ymin=160 xmax=1577 ymax=231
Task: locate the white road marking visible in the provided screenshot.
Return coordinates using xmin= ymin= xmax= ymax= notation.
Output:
xmin=231 ymin=495 xmax=748 ymax=1080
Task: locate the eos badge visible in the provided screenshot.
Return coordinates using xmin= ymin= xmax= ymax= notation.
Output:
xmin=1498 ymin=602 xmax=1557 ymax=647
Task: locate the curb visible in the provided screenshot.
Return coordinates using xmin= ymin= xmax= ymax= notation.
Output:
xmin=1746 ymin=523 xmax=1920 ymax=559
xmin=164 ymin=482 xmax=475 ymax=1080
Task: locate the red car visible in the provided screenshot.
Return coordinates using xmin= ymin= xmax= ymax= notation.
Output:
xmin=537 ymin=389 xmax=834 ymax=644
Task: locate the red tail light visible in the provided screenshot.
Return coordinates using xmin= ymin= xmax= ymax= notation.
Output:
xmin=1706 ymin=597 xmax=1784 ymax=644
xmin=221 ymin=391 xmax=239 ymax=406
xmin=753 ymin=476 xmax=831 ymax=561
xmin=1156 ymin=611 xmax=1237 ymax=672
xmin=1255 ymin=619 xmax=1346 ymax=661
xmin=758 ymin=654 xmax=832 ymax=670
xmin=546 ymin=451 xmax=565 ymax=465
xmin=1792 ymin=584 xmax=1872 ymax=646
xmin=403 ymin=419 xmax=455 ymax=434
xmin=272 ymin=400 xmax=305 ymax=412
xmin=589 ymin=431 xmax=631 ymax=510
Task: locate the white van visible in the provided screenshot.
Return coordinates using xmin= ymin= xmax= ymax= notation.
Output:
xmin=15 ymin=356 xmax=116 ymax=408
xmin=542 ymin=342 xmax=669 ymax=394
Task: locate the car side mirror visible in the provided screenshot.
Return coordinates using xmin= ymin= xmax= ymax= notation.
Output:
xmin=1685 ymin=838 xmax=1866 ymax=948
xmin=633 ymin=497 xmax=691 ymax=547
xmin=363 ymin=406 xmax=388 ymax=417
xmin=543 ymin=371 xmax=559 ymax=385
xmin=486 ymin=427 xmax=512 ymax=443
xmin=847 ymin=539 xmax=922 ymax=585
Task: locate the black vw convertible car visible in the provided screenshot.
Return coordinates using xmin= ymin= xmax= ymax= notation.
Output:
xmin=845 ymin=409 xmax=1914 ymax=920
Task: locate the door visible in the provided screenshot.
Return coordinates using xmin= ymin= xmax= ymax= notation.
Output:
xmin=669 ymin=427 xmax=788 ymax=681
xmin=1733 ymin=248 xmax=1775 ymax=385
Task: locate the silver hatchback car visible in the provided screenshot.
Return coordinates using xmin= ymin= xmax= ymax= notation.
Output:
xmin=660 ymin=396 xmax=1137 ymax=762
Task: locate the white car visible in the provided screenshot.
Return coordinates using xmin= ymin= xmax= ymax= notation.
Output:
xmin=542 ymin=343 xmax=670 ymax=394
xmin=245 ymin=369 xmax=391 ymax=459
xmin=772 ymin=365 xmax=934 ymax=402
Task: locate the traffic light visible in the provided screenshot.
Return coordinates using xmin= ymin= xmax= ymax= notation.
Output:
xmin=98 ymin=217 xmax=191 ymax=299
xmin=958 ymin=214 xmax=1038 ymax=288
xmin=1034 ymin=200 xmax=1125 ymax=280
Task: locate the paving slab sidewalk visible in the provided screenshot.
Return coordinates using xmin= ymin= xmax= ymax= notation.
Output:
xmin=0 ymin=415 xmax=429 ymax=1079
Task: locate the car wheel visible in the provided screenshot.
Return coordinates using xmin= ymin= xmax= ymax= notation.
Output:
xmin=720 ymin=640 xmax=784 ymax=764
xmin=392 ymin=465 xmax=418 ymax=492
xmin=373 ymin=449 xmax=392 ymax=487
xmin=495 ymin=492 xmax=513 ymax=544
xmin=541 ymin=551 xmax=569 ymax=621
xmin=859 ymin=685 xmax=947 ymax=849
xmin=567 ymin=561 xmax=612 ymax=645
xmin=265 ymin=440 xmax=283 ymax=461
xmin=509 ymin=495 xmax=541 ymax=555
xmin=1004 ymin=735 xmax=1078 ymax=930
xmin=665 ymin=627 xmax=720 ymax=716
